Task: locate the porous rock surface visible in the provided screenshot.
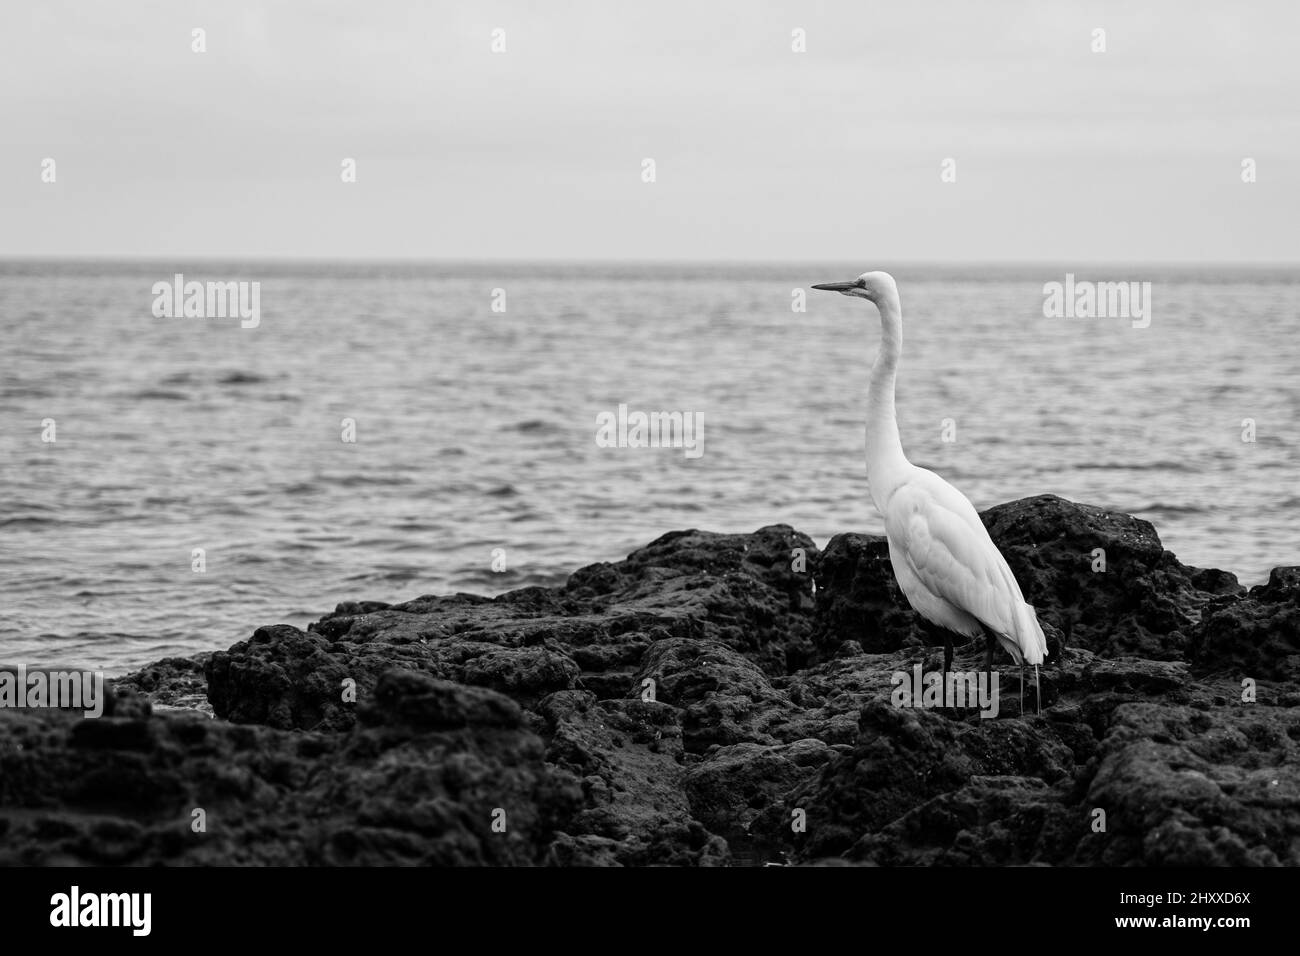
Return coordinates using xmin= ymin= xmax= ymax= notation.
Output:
xmin=2 ymin=496 xmax=1295 ymax=866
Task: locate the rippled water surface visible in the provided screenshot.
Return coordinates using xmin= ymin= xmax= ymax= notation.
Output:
xmin=2 ymin=261 xmax=1297 ymax=672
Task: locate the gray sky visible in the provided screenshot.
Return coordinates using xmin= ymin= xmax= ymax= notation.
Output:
xmin=2 ymin=0 xmax=1297 ymax=261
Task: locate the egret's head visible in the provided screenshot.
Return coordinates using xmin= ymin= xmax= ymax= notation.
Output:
xmin=812 ymin=271 xmax=897 ymax=303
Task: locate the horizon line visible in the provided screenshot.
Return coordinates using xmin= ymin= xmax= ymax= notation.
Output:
xmin=3 ymin=255 xmax=1300 ymax=268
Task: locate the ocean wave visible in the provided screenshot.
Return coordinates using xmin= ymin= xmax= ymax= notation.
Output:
xmin=1131 ymin=503 xmax=1207 ymax=515
xmin=1075 ymin=460 xmax=1197 ymax=473
xmin=504 ymin=419 xmax=563 ymax=434
xmin=0 ymin=516 xmax=73 ymax=528
xmin=218 ymin=371 xmax=270 ymax=385
xmin=321 ymin=474 xmax=416 ymax=487
xmin=126 ymin=388 xmax=191 ymax=401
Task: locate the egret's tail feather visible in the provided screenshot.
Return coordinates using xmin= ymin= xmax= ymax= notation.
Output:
xmin=983 ymin=603 xmax=1047 ymax=668
xmin=1020 ymin=603 xmax=1048 ymax=665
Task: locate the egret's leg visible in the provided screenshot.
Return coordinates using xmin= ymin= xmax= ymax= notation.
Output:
xmin=979 ymin=628 xmax=997 ymax=719
xmin=941 ymin=633 xmax=956 ymax=710
xmin=1019 ymin=665 xmax=1024 ymax=715
xmin=920 ymin=623 xmax=957 ymax=711
xmin=1035 ymin=665 xmax=1042 ymax=715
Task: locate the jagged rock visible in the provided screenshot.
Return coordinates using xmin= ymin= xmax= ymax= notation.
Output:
xmin=812 ymin=494 xmax=1244 ymax=662
xmin=0 ymin=671 xmax=582 ymax=865
xmin=847 ymin=776 xmax=1077 ymax=866
xmin=981 ymin=494 xmax=1243 ymax=659
xmin=1076 ymin=701 xmax=1300 ymax=865
xmin=205 ymin=525 xmax=817 ymax=734
xmin=810 ymin=533 xmax=927 ymax=657
xmin=537 ymin=690 xmax=728 ymax=865
xmin=564 ymin=524 xmax=820 ymax=674
xmin=748 ymin=700 xmax=1076 ymax=861
xmin=683 ymin=738 xmax=838 ymax=838
xmin=1189 ymin=566 xmax=1300 ymax=682
xmin=631 ymin=638 xmax=794 ymax=752
xmin=4 ymin=498 xmax=1297 ymax=867
xmin=112 ymin=655 xmax=212 ymax=715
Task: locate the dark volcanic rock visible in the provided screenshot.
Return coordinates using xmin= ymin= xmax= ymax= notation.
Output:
xmin=4 ymin=498 xmax=1298 ymax=866
xmin=980 ymin=495 xmax=1243 ymax=659
xmin=847 ymin=775 xmax=1074 ymax=866
xmin=0 ymin=671 xmax=582 ymax=865
xmin=112 ymin=654 xmax=212 ymax=715
xmin=1189 ymin=566 xmax=1300 ymax=682
xmin=538 ymin=690 xmax=728 ymax=865
xmin=632 ymin=638 xmax=795 ymax=752
xmin=810 ymin=532 xmax=927 ymax=657
xmin=811 ymin=494 xmax=1245 ymax=662
xmin=684 ymin=738 xmax=837 ymax=839
xmin=564 ymin=524 xmax=820 ymax=674
xmin=206 ymin=624 xmax=369 ymax=731
xmin=205 ymin=524 xmax=817 ymax=734
xmin=205 ymin=619 xmax=581 ymax=732
xmin=746 ymin=649 xmax=1300 ymax=865
xmin=1077 ymin=701 xmax=1300 ymax=865
xmin=749 ymin=699 xmax=1076 ymax=861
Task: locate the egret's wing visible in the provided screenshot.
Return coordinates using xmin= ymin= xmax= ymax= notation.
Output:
xmin=886 ymin=472 xmax=1045 ymax=663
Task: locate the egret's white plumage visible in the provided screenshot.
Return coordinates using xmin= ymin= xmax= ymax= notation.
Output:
xmin=813 ymin=271 xmax=1048 ymax=707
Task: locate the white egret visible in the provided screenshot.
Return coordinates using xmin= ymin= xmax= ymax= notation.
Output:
xmin=812 ymin=271 xmax=1048 ymax=714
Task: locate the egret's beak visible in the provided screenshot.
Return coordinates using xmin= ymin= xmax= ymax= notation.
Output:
xmin=811 ymin=280 xmax=858 ymax=292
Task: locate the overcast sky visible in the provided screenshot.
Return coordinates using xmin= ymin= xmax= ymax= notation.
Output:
xmin=2 ymin=0 xmax=1296 ymax=261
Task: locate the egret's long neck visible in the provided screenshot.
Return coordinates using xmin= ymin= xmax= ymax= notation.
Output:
xmin=865 ymin=290 xmax=909 ymax=508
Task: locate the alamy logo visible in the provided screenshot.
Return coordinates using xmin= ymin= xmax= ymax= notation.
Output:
xmin=151 ymin=273 xmax=261 ymax=328
xmin=50 ymin=886 xmax=151 ymax=936
xmin=0 ymin=665 xmax=104 ymax=718
xmin=595 ymin=403 xmax=704 ymax=459
xmin=1042 ymin=273 xmax=1151 ymax=328
xmin=891 ymin=664 xmax=1000 ymax=718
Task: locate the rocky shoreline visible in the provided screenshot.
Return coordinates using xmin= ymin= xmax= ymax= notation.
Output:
xmin=2 ymin=494 xmax=1297 ymax=865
